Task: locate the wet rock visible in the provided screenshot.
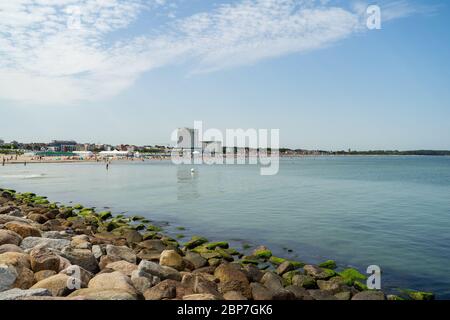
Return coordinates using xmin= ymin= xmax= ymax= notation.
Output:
xmin=214 ymin=263 xmax=251 ymax=298
xmin=34 ymin=270 xmax=57 ymax=283
xmin=60 ymin=247 xmax=99 ymax=274
xmin=303 ymin=265 xmax=336 ymax=280
xmin=20 ymin=237 xmax=70 ymax=251
xmin=352 ymin=291 xmax=385 ymax=300
xmin=160 ymin=249 xmax=185 ymax=271
xmin=318 ymin=260 xmax=337 ymax=269
xmin=0 ymin=263 xmax=18 ymax=292
xmin=138 ymin=260 xmax=181 ymax=281
xmin=88 ymin=271 xmax=136 ymax=295
xmin=5 ymin=221 xmax=41 ymax=238
xmin=0 ymin=288 xmax=51 ymax=300
xmin=0 ymin=229 xmax=22 ymax=246
xmin=30 ymin=247 xmax=60 ymax=272
xmin=0 ymin=244 xmax=24 ymax=254
xmin=407 ymin=291 xmax=435 ymax=301
xmin=252 ymin=246 xmax=272 ymax=259
xmin=184 ymin=236 xmax=208 ymax=249
xmin=106 ymin=245 xmax=136 ymax=264
xmin=106 ymin=260 xmax=138 ymax=276
xmin=31 ymin=274 xmax=73 ymax=296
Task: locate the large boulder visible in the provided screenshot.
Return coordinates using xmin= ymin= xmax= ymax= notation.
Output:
xmin=0 ymin=252 xmax=31 ymax=270
xmin=68 ymin=288 xmax=137 ymax=300
xmin=60 ymin=266 xmax=94 ymax=288
xmin=20 ymin=237 xmax=70 ymax=251
xmin=30 ymin=247 xmax=60 ymax=272
xmin=138 ymin=260 xmax=181 ymax=281
xmin=214 ymin=264 xmax=251 ymax=298
xmin=34 ymin=270 xmax=57 ymax=283
xmin=88 ymin=271 xmax=136 ymax=296
xmin=13 ymin=267 xmax=35 ymax=289
xmin=5 ymin=221 xmax=41 ymax=238
xmin=0 ymin=229 xmax=22 ymax=246
xmin=0 ymin=263 xmax=18 ymax=292
xmin=184 ymin=252 xmax=207 ymax=270
xmin=31 ymin=274 xmax=73 ymax=296
xmin=0 ymin=244 xmax=24 ymax=254
xmin=260 ymin=272 xmax=283 ymax=291
xmin=352 ymin=291 xmax=385 ymax=300
xmin=105 ymin=245 xmax=136 ymax=264
xmin=0 ymin=288 xmax=51 ymax=300
xmin=159 ymin=250 xmax=185 ymax=271
xmin=60 ymin=247 xmax=99 ymax=274
xmin=105 ymin=260 xmax=137 ymax=276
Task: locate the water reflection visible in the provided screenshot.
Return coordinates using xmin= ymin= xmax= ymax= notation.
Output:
xmin=176 ymin=166 xmax=199 ymax=200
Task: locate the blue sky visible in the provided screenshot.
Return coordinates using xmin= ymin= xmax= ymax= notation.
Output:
xmin=0 ymin=0 xmax=449 ymax=150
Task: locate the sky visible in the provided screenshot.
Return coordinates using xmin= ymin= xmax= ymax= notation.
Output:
xmin=0 ymin=0 xmax=449 ymax=150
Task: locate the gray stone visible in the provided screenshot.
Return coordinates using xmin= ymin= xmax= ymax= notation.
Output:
xmin=184 ymin=251 xmax=207 ymax=269
xmin=92 ymin=245 xmax=103 ymax=260
xmin=352 ymin=291 xmax=385 ymax=300
xmin=0 ymin=263 xmax=18 ymax=292
xmin=0 ymin=288 xmax=51 ymax=300
xmin=106 ymin=245 xmax=136 ymax=264
xmin=60 ymin=247 xmax=99 ymax=274
xmin=261 ymin=272 xmax=283 ymax=291
xmin=20 ymin=237 xmax=70 ymax=251
xmin=138 ymin=260 xmax=181 ymax=281
xmin=0 ymin=244 xmax=24 ymax=254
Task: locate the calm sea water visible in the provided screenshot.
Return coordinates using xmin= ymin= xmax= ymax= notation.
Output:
xmin=1 ymin=156 xmax=450 ymax=298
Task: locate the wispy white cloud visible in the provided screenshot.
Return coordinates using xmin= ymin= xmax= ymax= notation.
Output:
xmin=0 ymin=0 xmax=430 ymax=105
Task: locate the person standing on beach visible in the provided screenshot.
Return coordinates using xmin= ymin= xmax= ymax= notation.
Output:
xmin=106 ymin=162 xmax=109 ymax=170
xmin=2 ymin=157 xmax=5 ymax=166
xmin=24 ymin=161 xmax=27 ymax=166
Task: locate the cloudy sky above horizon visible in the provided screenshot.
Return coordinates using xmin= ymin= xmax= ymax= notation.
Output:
xmin=1 ymin=0 xmax=449 ymax=149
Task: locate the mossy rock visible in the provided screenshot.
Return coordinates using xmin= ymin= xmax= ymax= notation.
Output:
xmin=73 ymin=204 xmax=83 ymax=210
xmin=205 ymin=241 xmax=229 ymax=250
xmin=224 ymin=248 xmax=240 ymax=256
xmin=184 ymin=236 xmax=208 ymax=249
xmin=387 ymin=294 xmax=405 ymax=301
xmin=253 ymin=249 xmax=272 ymax=259
xmin=161 ymin=236 xmax=179 ymax=247
xmin=407 ymin=290 xmax=435 ymax=301
xmin=318 ymin=260 xmax=337 ymax=270
xmin=142 ymin=232 xmax=158 ymax=240
xmin=98 ymin=211 xmax=112 ymax=220
xmin=240 ymin=259 xmax=259 ymax=265
xmin=176 ymin=226 xmax=186 ymax=231
xmin=242 ymin=244 xmax=252 ymax=250
xmin=215 ymin=247 xmax=234 ymax=261
xmin=133 ymin=223 xmax=146 ymax=231
xmin=130 ymin=215 xmax=144 ymax=221
xmin=176 ymin=234 xmax=185 ymax=239
xmin=282 ymin=270 xmax=301 ymax=286
xmin=147 ymin=225 xmax=162 ymax=232
xmin=269 ymin=256 xmax=286 ymax=265
xmin=339 ymin=268 xmax=366 ymax=285
xmin=354 ymin=280 xmax=368 ymax=291
xmin=290 ymin=260 xmax=305 ymax=269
